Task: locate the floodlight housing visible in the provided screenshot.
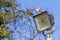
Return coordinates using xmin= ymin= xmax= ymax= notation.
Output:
xmin=33 ymin=11 xmax=52 ymax=32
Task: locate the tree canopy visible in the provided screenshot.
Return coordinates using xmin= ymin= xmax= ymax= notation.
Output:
xmin=0 ymin=0 xmax=17 ymax=39
xmin=0 ymin=0 xmax=33 ymax=39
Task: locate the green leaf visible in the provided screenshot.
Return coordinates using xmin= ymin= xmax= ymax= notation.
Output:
xmin=0 ymin=24 xmax=10 ymax=37
xmin=11 ymin=3 xmax=17 ymax=8
xmin=1 ymin=11 xmax=12 ymax=20
xmin=0 ymin=0 xmax=3 ymax=8
xmin=4 ymin=1 xmax=12 ymax=7
xmin=26 ymin=9 xmax=33 ymax=16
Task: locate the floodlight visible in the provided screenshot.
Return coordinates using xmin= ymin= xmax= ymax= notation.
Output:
xmin=33 ymin=11 xmax=52 ymax=32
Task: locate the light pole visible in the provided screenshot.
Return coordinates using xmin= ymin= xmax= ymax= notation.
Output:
xmin=33 ymin=7 xmax=54 ymax=40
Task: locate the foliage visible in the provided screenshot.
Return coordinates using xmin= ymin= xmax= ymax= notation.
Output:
xmin=25 ymin=9 xmax=33 ymax=16
xmin=0 ymin=24 xmax=10 ymax=38
xmin=0 ymin=0 xmax=33 ymax=40
xmin=0 ymin=0 xmax=17 ymax=39
xmin=0 ymin=0 xmax=17 ymax=8
xmin=2 ymin=11 xmax=12 ymax=20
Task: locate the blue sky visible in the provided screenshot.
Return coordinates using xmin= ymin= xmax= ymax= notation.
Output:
xmin=17 ymin=0 xmax=60 ymax=40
